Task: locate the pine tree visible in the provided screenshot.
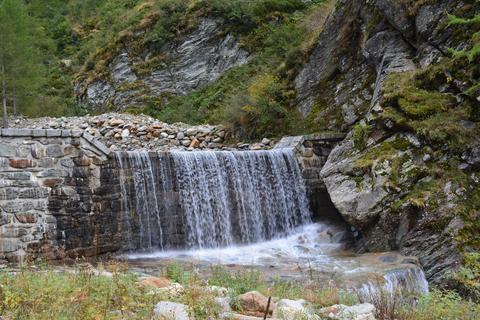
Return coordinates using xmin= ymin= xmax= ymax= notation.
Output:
xmin=0 ymin=0 xmax=47 ymax=126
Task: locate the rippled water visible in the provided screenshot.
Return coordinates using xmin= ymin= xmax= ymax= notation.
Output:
xmin=127 ymin=223 xmax=429 ymax=297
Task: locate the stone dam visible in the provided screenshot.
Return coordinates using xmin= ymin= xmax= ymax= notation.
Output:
xmin=0 ymin=129 xmax=343 ymax=263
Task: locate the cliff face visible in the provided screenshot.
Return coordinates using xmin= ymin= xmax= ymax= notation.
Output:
xmin=75 ymin=17 xmax=249 ymax=110
xmin=296 ymin=0 xmax=479 ymax=289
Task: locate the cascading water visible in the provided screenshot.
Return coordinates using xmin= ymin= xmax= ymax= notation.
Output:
xmin=115 ymin=152 xmax=178 ymax=251
xmin=172 ymin=150 xmax=311 ymax=248
xmin=115 ymin=148 xmax=311 ymax=251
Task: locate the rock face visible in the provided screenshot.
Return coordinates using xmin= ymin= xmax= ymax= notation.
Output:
xmin=310 ymin=0 xmax=479 ymax=285
xmin=294 ymin=0 xmax=452 ymax=126
xmin=145 ymin=18 xmax=249 ymax=96
xmin=75 ymin=18 xmax=248 ymax=110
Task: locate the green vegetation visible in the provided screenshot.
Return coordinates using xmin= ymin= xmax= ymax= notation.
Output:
xmin=208 ymin=265 xmax=266 ymax=297
xmin=0 ymin=0 xmax=54 ymax=124
xmin=352 ymin=122 xmax=371 ymax=150
xmin=0 ymin=263 xmax=158 ymax=319
xmin=1 ymin=263 xmax=480 ymax=320
xmin=402 ymin=289 xmax=480 ymax=320
xmin=380 ymin=70 xmax=477 ymax=151
xmin=0 ymin=0 xmax=337 ymax=138
xmin=139 ymin=0 xmax=335 ymax=139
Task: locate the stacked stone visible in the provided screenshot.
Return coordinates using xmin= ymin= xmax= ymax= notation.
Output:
xmin=10 ymin=113 xmax=276 ymax=152
xmin=0 ymin=129 xmax=115 ymax=263
xmin=275 ymin=133 xmax=345 ymax=222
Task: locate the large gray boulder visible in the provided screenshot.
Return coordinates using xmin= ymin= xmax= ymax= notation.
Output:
xmin=319 ymin=303 xmax=376 ymax=320
xmin=153 ymin=301 xmax=191 ymax=320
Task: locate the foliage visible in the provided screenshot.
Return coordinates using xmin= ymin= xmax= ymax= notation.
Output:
xmin=208 ymin=266 xmax=266 ymax=297
xmin=352 ymin=122 xmax=371 ymax=150
xmin=165 ymin=262 xmax=193 ymax=285
xmin=0 ymin=264 xmax=158 ymax=320
xmin=0 ymin=0 xmax=51 ymax=119
xmin=403 ymin=289 xmax=480 ymax=320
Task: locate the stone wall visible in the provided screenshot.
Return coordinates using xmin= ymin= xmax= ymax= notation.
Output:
xmin=0 ymin=129 xmax=120 ymax=263
xmin=276 ymin=133 xmax=345 ymax=221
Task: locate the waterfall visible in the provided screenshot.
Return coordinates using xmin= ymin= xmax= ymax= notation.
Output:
xmin=115 ymin=148 xmax=311 ymax=251
xmin=115 ymin=148 xmax=430 ymax=301
xmin=356 ymin=267 xmax=429 ymax=302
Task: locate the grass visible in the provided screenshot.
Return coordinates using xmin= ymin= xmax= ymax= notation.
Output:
xmin=351 ymin=122 xmax=371 ymax=151
xmin=208 ymin=265 xmax=266 ymax=297
xmin=0 ymin=263 xmax=159 ymax=320
xmin=1 ymin=262 xmax=480 ymax=320
xmin=403 ymin=289 xmax=480 ymax=320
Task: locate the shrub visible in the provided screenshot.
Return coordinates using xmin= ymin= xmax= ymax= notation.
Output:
xmin=404 ymin=289 xmax=480 ymax=320
xmin=352 ymin=122 xmax=371 ymax=150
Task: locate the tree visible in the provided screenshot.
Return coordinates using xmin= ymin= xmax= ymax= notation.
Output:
xmin=0 ymin=0 xmax=46 ymax=127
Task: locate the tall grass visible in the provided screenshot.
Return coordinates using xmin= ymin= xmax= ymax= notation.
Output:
xmin=1 ymin=263 xmax=479 ymax=320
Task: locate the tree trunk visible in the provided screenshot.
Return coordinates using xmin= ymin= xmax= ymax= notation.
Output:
xmin=1 ymin=63 xmax=8 ymax=129
xmin=13 ymin=83 xmax=17 ymax=116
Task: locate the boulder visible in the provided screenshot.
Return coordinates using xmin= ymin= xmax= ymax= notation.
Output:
xmin=138 ymin=276 xmax=172 ymax=289
xmin=156 ymin=283 xmax=185 ymax=298
xmin=153 ymin=301 xmax=190 ymax=320
xmin=121 ymin=129 xmax=130 ymax=138
xmin=215 ymin=296 xmax=232 ymax=313
xmin=318 ymin=303 xmax=376 ymax=320
xmin=207 ymin=285 xmax=230 ymax=297
xmin=108 ymin=119 xmax=125 ymax=127
xmin=236 ymin=291 xmax=272 ymax=317
xmin=273 ymin=299 xmax=320 ymax=320
xmin=220 ymin=313 xmax=268 ymax=320
xmin=189 ymin=138 xmax=201 ymax=149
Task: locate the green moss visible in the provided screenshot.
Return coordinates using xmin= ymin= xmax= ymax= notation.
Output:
xmin=383 ymin=71 xmax=454 ymax=119
xmin=352 ymin=176 xmax=365 ymax=190
xmin=380 ymin=67 xmax=479 ymax=151
xmin=447 ymin=14 xmax=480 ymax=26
xmin=355 ymin=139 xmax=407 ymax=170
xmin=390 ymin=137 xmax=410 ymax=151
xmin=352 ymin=123 xmax=371 ymax=151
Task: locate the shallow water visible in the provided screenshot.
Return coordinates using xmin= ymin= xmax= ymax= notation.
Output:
xmin=125 ymin=223 xmax=429 ymax=297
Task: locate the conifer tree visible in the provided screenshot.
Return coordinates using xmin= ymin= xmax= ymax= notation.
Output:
xmin=0 ymin=0 xmax=46 ymax=126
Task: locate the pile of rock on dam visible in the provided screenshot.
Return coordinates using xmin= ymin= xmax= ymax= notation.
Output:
xmin=10 ymin=113 xmax=277 ymax=152
xmin=0 ymin=113 xmax=344 ymax=263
